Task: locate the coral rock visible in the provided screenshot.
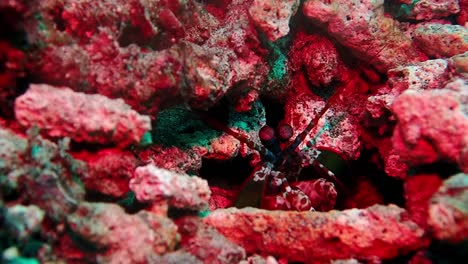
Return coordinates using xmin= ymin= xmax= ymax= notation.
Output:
xmin=4 ymin=204 xmax=45 ymax=240
xmin=413 ymin=23 xmax=468 ymax=58
xmin=367 ymin=59 xmax=450 ymax=119
xmin=248 ymin=0 xmax=300 ymax=41
xmin=458 ymin=0 xmax=468 ymax=25
xmin=303 ymin=0 xmax=427 ymax=72
xmin=289 ymin=32 xmax=345 ymax=87
xmin=130 ymin=164 xmax=211 ymax=210
xmin=284 ymin=92 xmax=362 ymax=160
xmin=67 ymin=202 xmax=178 ymax=263
xmin=391 ymin=87 xmax=468 ymax=171
xmin=390 ymin=0 xmax=460 ymax=21
xmin=149 ymin=250 xmax=203 ymax=264
xmin=15 ymin=84 xmax=151 ymax=147
xmin=404 ymin=174 xmax=443 ymax=229
xmin=177 ymin=216 xmax=246 ymax=264
xmin=204 ymin=205 xmax=426 ymax=262
xmin=137 ymin=146 xmax=202 ymax=174
xmin=74 ymin=149 xmax=140 ymax=198
xmin=428 ymin=173 xmax=468 ymax=243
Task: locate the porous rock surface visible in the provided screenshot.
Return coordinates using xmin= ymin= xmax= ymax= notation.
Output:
xmin=14 ymin=84 xmax=151 ymax=147
xmin=204 ymin=205 xmax=426 ymax=262
xmin=130 ymin=164 xmax=211 ymax=210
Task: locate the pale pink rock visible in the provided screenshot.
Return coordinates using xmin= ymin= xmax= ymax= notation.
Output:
xmin=413 ymin=23 xmax=468 ymax=58
xmin=303 ymin=0 xmax=427 ymax=72
xmin=428 ymin=173 xmax=468 ymax=243
xmin=14 ymin=84 xmax=151 ymax=147
xmin=204 ymin=205 xmax=426 ymax=263
xmin=391 ymin=87 xmax=468 ymax=172
xmin=130 ymin=164 xmax=211 ymax=210
xmin=366 ymin=59 xmax=450 ymax=119
xmin=248 ymin=0 xmax=300 ymax=41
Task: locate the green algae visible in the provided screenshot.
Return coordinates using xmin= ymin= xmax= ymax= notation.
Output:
xmin=152 ymin=106 xmax=222 ymax=150
xmin=139 ymin=131 xmax=153 ymax=146
xmin=260 ymin=34 xmax=291 ymax=82
xmin=152 ymin=101 xmax=265 ymax=150
xmin=228 ymin=100 xmax=265 ymax=133
xmin=198 ymin=209 xmax=210 ymax=218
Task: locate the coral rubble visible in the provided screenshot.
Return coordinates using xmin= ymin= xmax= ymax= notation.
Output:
xmin=0 ymin=0 xmax=467 ymax=263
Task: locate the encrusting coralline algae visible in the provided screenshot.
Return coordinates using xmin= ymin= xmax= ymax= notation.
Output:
xmin=0 ymin=0 xmax=467 ymax=263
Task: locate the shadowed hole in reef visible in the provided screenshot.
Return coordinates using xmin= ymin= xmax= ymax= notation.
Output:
xmin=352 ymin=149 xmax=405 ymax=207
xmin=409 ymin=161 xmax=460 ymax=179
xmin=259 ymin=95 xmax=286 ymax=129
xmin=85 ymin=190 xmax=148 ymax=214
xmin=199 ymin=154 xmax=253 ymax=193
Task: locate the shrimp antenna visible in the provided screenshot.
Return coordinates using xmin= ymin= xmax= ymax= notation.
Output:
xmin=277 ymin=41 xmax=390 ymax=166
xmin=192 ymin=110 xmax=274 ymax=159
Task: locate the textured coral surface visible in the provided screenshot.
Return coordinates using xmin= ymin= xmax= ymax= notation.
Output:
xmin=0 ymin=0 xmax=467 ymax=263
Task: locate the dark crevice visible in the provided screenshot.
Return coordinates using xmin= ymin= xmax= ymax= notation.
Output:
xmin=50 ymin=7 xmax=66 ymax=32
xmin=68 ymin=141 xmax=116 ymax=153
xmin=408 ymin=162 xmax=461 ymax=179
xmin=199 ymin=154 xmax=253 ymax=189
xmin=426 ymin=240 xmax=468 ymax=263
xmin=350 ymin=149 xmax=406 ymax=207
xmin=259 ymin=95 xmax=285 ymax=128
xmin=117 ymin=24 xmax=169 ymax=51
xmin=85 ymin=190 xmax=148 ymax=214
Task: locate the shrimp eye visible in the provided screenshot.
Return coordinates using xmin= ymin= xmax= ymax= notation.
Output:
xmin=259 ymin=125 xmax=275 ymax=143
xmin=276 ymin=124 xmax=293 ymax=142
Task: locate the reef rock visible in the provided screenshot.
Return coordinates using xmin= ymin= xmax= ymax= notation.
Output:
xmin=204 ymin=205 xmax=426 ymax=262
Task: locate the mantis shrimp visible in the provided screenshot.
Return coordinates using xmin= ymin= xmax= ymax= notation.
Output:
xmin=195 ymin=70 xmax=360 ymax=212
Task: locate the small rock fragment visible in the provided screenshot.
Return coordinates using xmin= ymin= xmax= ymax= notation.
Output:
xmin=177 ymin=216 xmax=246 ymax=264
xmin=428 ymin=173 xmax=468 ymax=243
xmin=130 ymin=164 xmax=211 ymax=210
xmin=4 ymin=204 xmax=45 ymax=240
xmin=248 ymin=0 xmax=300 ymax=41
